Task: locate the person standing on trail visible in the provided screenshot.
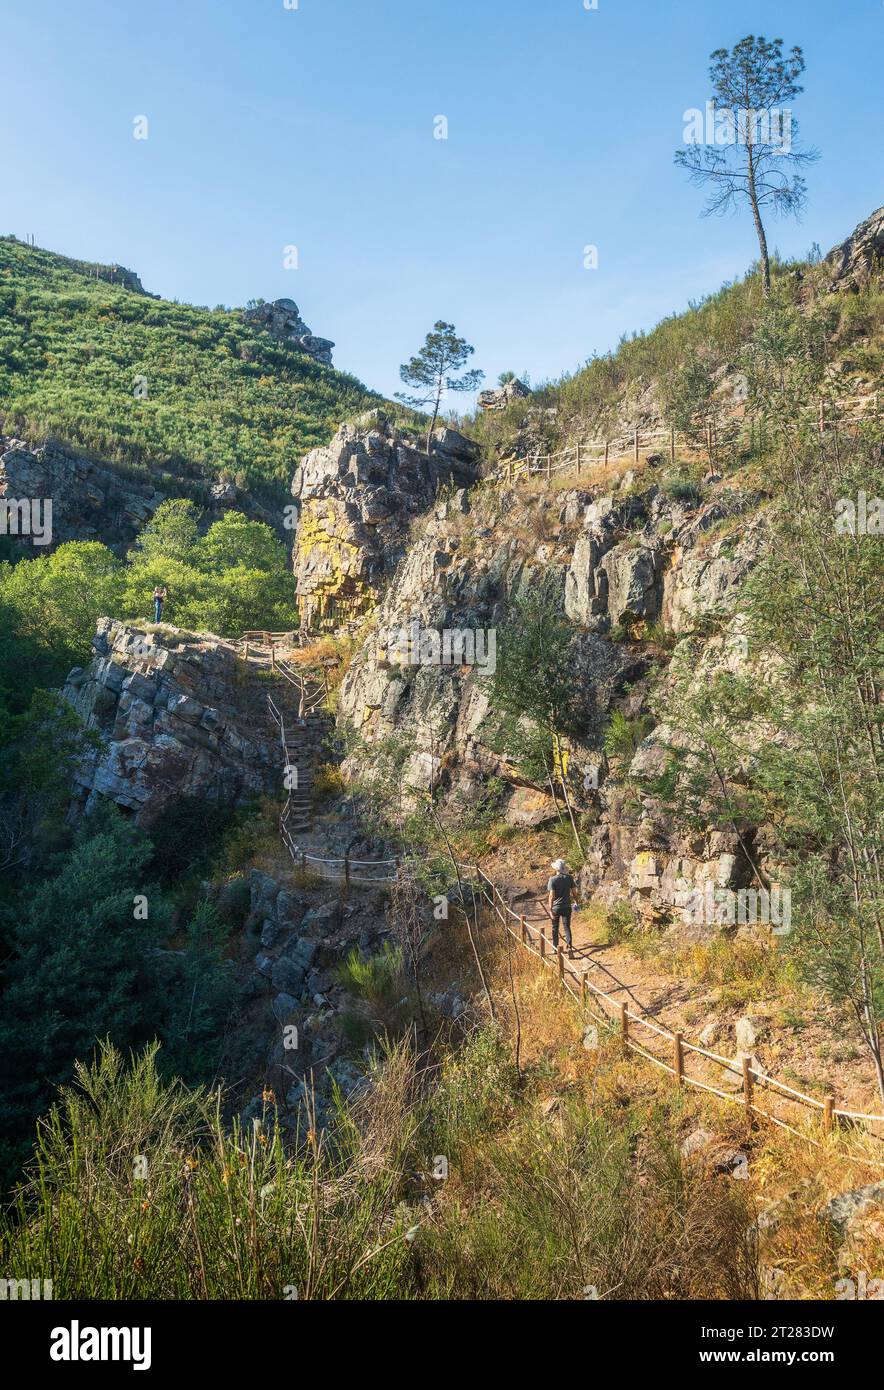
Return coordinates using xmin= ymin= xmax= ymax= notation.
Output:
xmin=547 ymin=858 xmax=578 ymax=956
xmin=152 ymin=585 xmax=168 ymax=623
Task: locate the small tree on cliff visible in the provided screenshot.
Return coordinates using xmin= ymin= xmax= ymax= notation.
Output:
xmin=396 ymin=322 xmax=483 ymax=454
xmin=674 ymin=35 xmax=818 ymax=297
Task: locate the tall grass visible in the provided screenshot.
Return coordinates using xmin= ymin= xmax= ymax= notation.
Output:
xmin=1 ymin=1030 xmax=761 ymax=1300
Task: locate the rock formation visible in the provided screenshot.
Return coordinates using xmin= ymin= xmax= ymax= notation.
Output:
xmin=62 ymin=621 xmax=282 ymax=826
xmin=335 ymin=472 xmax=770 ymax=932
xmin=825 ymin=205 xmax=884 ymax=292
xmin=291 ymin=412 xmax=479 ymax=631
xmin=241 ymin=298 xmax=335 ymax=365
xmin=0 ymin=436 xmax=165 ymax=552
xmin=478 ymin=378 xmax=531 ymax=411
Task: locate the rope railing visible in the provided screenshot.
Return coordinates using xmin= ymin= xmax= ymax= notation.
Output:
xmin=493 ymin=393 xmax=881 ymax=487
xmin=244 ymin=632 xmax=330 ymax=714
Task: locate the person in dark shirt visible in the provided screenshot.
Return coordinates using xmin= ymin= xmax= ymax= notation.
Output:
xmin=546 ymin=858 xmax=578 ymax=955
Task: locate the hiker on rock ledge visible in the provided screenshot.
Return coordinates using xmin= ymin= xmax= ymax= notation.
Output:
xmin=547 ymin=859 xmax=578 ymax=957
xmin=152 ymin=585 xmax=168 ymax=623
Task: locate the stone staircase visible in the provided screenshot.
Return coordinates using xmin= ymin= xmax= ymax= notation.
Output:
xmin=281 ymin=710 xmax=329 ymax=833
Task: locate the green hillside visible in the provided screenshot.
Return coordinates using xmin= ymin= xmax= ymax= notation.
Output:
xmin=0 ymin=237 xmax=385 ymax=507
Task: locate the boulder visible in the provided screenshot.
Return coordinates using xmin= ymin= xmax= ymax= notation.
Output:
xmin=271 ymin=957 xmax=306 ymax=996
xmin=241 ymin=298 xmax=334 ymax=364
xmin=600 ymin=544 xmax=661 ymax=627
xmin=818 ymin=1183 xmax=884 ymax=1237
xmin=477 ymin=378 xmax=531 ymax=412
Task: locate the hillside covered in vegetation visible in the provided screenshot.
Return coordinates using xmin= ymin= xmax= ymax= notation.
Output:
xmin=0 ymin=236 xmax=385 ymax=506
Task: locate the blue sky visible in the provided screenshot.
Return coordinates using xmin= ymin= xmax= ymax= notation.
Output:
xmin=3 ymin=0 xmax=882 ymax=403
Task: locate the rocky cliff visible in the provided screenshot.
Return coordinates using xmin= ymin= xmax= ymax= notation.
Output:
xmin=62 ymin=621 xmax=282 ymax=826
xmin=291 ymin=412 xmax=479 ymax=631
xmin=0 ymin=436 xmax=166 ymax=551
xmin=329 ymin=462 xmax=769 ymax=930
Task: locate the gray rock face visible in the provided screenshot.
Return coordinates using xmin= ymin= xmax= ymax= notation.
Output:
xmin=61 ymin=621 xmax=279 ymax=826
xmin=241 ymin=298 xmax=334 ymax=364
xmin=818 ymin=1183 xmax=884 ymax=1236
xmin=825 ymin=206 xmax=884 ymax=293
xmin=478 ymin=378 xmax=531 ymax=412
xmin=291 ymin=414 xmax=478 ymax=631
xmin=271 ymin=956 xmax=306 ymax=995
xmin=0 ymin=436 xmax=165 ymax=552
xmin=600 ymin=544 xmax=662 ymax=627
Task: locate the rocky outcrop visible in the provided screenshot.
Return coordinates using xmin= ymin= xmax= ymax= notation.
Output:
xmin=826 ymin=205 xmax=884 ymax=292
xmin=62 ymin=621 xmax=281 ymax=826
xmin=241 ymin=298 xmax=334 ymax=365
xmin=478 ymin=378 xmax=531 ymax=411
xmin=335 ymin=471 xmax=771 ymax=931
xmin=0 ymin=435 xmax=287 ymax=552
xmin=0 ymin=436 xmax=165 ymax=551
xmin=291 ymin=413 xmax=479 ymax=632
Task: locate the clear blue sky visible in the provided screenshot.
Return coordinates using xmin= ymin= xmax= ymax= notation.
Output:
xmin=3 ymin=0 xmax=882 ymax=403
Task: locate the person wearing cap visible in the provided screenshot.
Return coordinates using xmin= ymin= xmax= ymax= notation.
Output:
xmin=546 ymin=859 xmax=578 ymax=956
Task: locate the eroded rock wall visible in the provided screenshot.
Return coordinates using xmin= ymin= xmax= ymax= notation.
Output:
xmin=62 ymin=620 xmax=279 ymax=826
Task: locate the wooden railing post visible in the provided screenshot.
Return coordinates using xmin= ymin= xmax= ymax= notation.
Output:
xmin=580 ymin=972 xmax=587 ymax=1010
xmin=620 ymin=1002 xmax=628 ymax=1051
xmin=557 ymin=943 xmax=565 ymax=982
xmin=546 ymin=454 xmax=551 ymax=481
xmin=633 ymin=427 xmax=639 ymax=463
xmin=670 ymin=425 xmax=675 ymax=465
xmin=575 ymin=441 xmax=581 ymax=476
xmin=344 ymin=855 xmax=350 ymax=887
xmin=674 ymin=1032 xmax=684 ymax=1086
xmin=520 ymin=914 xmax=527 ymax=945
xmin=539 ymin=930 xmax=546 ymax=960
xmin=823 ymin=1095 xmax=835 ymax=1136
xmin=604 ymin=440 xmax=609 ymax=467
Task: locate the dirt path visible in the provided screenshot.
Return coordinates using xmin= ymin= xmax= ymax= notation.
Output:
xmin=476 ymin=843 xmax=884 ymax=1121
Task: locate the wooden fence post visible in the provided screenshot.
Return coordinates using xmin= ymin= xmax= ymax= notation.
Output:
xmin=620 ymin=1002 xmax=628 ymax=1051
xmin=344 ymin=855 xmax=350 ymax=888
xmin=507 ymin=460 xmax=513 ymax=484
xmin=670 ymin=425 xmax=675 ymax=465
xmin=575 ymin=441 xmax=581 ymax=476
xmin=557 ymin=943 xmax=565 ymax=982
xmin=546 ymin=454 xmax=551 ymax=481
xmin=580 ymin=972 xmax=587 ymax=1010
xmin=818 ymin=397 xmax=825 ymax=437
xmin=539 ymin=930 xmax=546 ymax=960
xmin=674 ymin=1032 xmax=684 ymax=1086
xmin=520 ymin=915 xmax=527 ymax=945
xmin=633 ymin=428 xmax=639 ymax=463
xmin=823 ymin=1095 xmax=834 ymax=1136
xmin=604 ymin=440 xmax=609 ymax=467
